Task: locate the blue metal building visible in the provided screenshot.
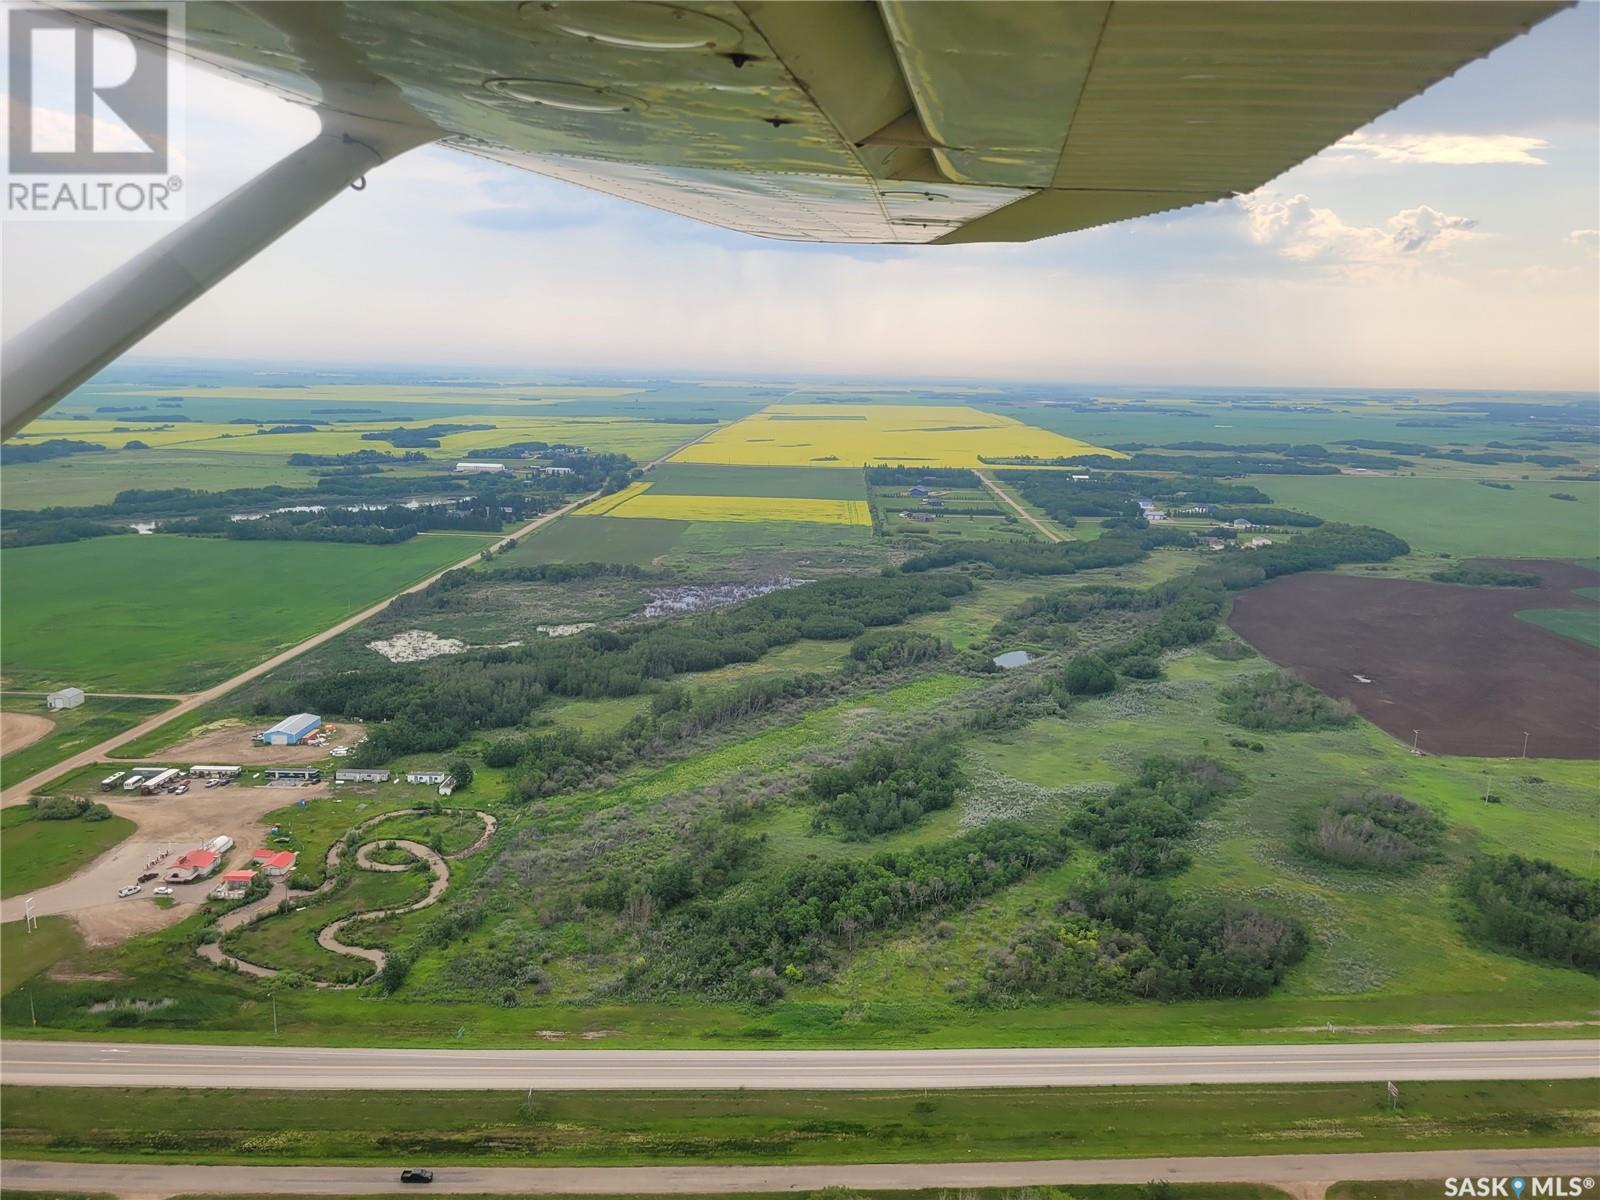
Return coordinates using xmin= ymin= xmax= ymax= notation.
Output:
xmin=262 ymin=713 xmax=321 ymax=746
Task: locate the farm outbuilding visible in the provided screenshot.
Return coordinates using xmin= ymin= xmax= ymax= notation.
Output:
xmin=335 ymin=768 xmax=390 ymax=783
xmin=405 ymin=770 xmax=451 ymax=785
xmin=212 ymin=870 xmax=255 ymax=900
xmin=265 ymin=767 xmax=320 ymax=782
xmin=46 ymin=687 xmax=85 ymax=710
xmin=252 ymin=849 xmax=298 ymax=876
xmin=263 ymin=713 xmax=321 ymax=745
xmin=454 ymin=461 xmax=506 ymax=474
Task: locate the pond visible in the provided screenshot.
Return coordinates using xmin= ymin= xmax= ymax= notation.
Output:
xmin=993 ymin=650 xmax=1035 ymax=669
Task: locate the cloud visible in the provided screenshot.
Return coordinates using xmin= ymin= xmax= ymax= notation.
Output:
xmin=1241 ymin=194 xmax=1478 ymax=265
xmin=1333 ymin=132 xmax=1550 ymax=166
xmin=1569 ymin=228 xmax=1600 ymax=250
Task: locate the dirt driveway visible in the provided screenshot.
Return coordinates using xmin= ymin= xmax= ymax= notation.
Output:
xmin=0 ymin=782 xmax=321 ymax=945
xmin=148 ymin=719 xmax=367 ymax=767
xmin=1 ymin=713 xmax=54 ymax=756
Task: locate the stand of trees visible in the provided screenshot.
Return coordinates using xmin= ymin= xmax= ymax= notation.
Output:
xmin=807 ymin=737 xmax=964 ymax=840
xmin=639 ymin=822 xmax=1070 ymax=1002
xmin=1219 ymin=671 xmax=1355 ymax=732
xmin=1458 ymin=855 xmax=1600 ymax=972
xmin=1305 ymin=792 xmax=1442 ymax=870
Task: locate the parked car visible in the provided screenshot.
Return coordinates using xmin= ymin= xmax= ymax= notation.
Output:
xmin=399 ymin=1169 xmax=433 ymax=1184
xmin=137 ymin=871 xmax=158 ymax=883
xmin=117 ymin=884 xmax=141 ymax=898
xmin=152 ymin=886 xmax=174 ymax=897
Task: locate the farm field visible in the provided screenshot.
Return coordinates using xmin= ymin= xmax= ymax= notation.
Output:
xmin=14 ymin=413 xmax=710 ymax=462
xmin=0 ymin=534 xmax=495 ymax=693
xmin=0 ymin=805 xmax=136 ymax=899
xmin=0 ymin=450 xmax=326 ymax=509
xmin=641 ymin=463 xmax=868 ymax=499
xmin=576 ymin=481 xmax=871 ymax=526
xmin=671 ymin=404 xmax=1121 ymax=469
xmin=1242 ymin=476 xmax=1600 ymax=558
xmin=1228 ymin=562 xmax=1600 ymax=758
xmin=0 ymin=696 xmax=175 ymax=787
xmin=1516 ymin=606 xmax=1600 ymax=648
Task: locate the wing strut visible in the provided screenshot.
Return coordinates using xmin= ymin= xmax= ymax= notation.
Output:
xmin=0 ymin=110 xmax=436 ymax=439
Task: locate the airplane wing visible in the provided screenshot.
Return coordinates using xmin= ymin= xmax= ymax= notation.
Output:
xmin=0 ymin=1 xmax=1569 ymax=434
xmin=116 ymin=0 xmax=1567 ymax=244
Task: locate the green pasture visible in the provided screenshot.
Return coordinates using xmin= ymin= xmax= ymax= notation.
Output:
xmin=498 ymin=515 xmax=686 ymax=566
xmin=1243 ymin=476 xmax=1600 ymax=558
xmin=0 ymin=805 xmax=135 ymax=899
xmin=0 ymin=534 xmax=494 ymax=693
xmin=1517 ymin=606 xmax=1600 ymax=648
xmin=1 ymin=695 xmax=175 ymax=786
xmin=226 ymin=866 xmax=430 ymax=979
xmin=2 ymin=1080 xmax=1586 ymax=1167
xmin=0 ymin=450 xmax=323 ymax=509
xmin=0 ymin=916 xmax=83 ymax=992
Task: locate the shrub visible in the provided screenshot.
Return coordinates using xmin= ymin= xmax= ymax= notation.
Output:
xmin=1306 ymin=792 xmax=1443 ymax=869
xmin=809 ymin=737 xmax=964 ymax=840
xmin=1430 ymin=566 xmax=1540 ymax=587
xmin=82 ymin=802 xmax=112 ymax=822
xmin=1219 ymin=671 xmax=1354 ymax=732
xmin=1063 ymin=653 xmax=1117 ymax=696
xmin=28 ymin=795 xmax=89 ymax=820
xmin=1117 ymin=655 xmax=1162 ymax=680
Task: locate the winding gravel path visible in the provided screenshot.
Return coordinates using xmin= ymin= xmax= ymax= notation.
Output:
xmin=196 ymin=808 xmax=494 ymax=984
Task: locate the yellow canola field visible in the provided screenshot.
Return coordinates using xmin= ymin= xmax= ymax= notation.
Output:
xmin=669 ymin=404 xmax=1122 ymax=469
xmin=576 ymin=482 xmax=869 ymax=526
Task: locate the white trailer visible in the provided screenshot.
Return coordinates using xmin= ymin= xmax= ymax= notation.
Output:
xmin=139 ymin=768 xmax=180 ymax=795
xmin=190 ymin=765 xmax=243 ymax=779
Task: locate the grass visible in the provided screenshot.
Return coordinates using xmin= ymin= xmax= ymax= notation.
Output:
xmin=17 ymin=1191 xmax=1297 ymax=1200
xmin=0 ymin=916 xmax=83 ymax=992
xmin=0 ymin=806 xmax=136 ymax=899
xmin=1516 ymin=606 xmax=1600 ymax=648
xmin=226 ymin=867 xmax=430 ymax=979
xmin=673 ymin=404 xmax=1121 ymax=469
xmin=0 ymin=533 xmax=494 ymax=693
xmin=1242 ymin=476 xmax=1600 ymax=558
xmin=1 ymin=695 xmax=175 ymax=786
xmin=499 ymin=515 xmax=687 ymax=566
xmin=361 ymin=810 xmax=485 ymax=856
xmin=1 ymin=1080 xmax=1589 ymax=1167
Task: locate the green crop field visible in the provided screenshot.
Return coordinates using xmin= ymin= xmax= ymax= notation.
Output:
xmin=1242 ymin=476 xmax=1600 ymax=558
xmin=0 ymin=806 xmax=135 ymax=898
xmin=0 ymin=695 xmax=174 ymax=786
xmin=642 ymin=463 xmax=868 ymax=499
xmin=0 ymin=534 xmax=495 ymax=694
xmin=1517 ymin=606 xmax=1600 ymax=648
xmin=0 ymin=450 xmax=325 ymax=510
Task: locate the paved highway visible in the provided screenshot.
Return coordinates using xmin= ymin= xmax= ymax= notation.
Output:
xmin=2 ymin=1038 xmax=1594 ymax=1090
xmin=5 ymin=1148 xmax=1598 ymax=1197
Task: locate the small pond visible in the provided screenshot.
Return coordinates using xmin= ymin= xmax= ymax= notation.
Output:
xmin=993 ymin=650 xmax=1035 ymax=669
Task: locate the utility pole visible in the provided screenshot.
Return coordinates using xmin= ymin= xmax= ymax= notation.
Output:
xmin=26 ymin=989 xmax=36 ymax=1027
xmin=1522 ymin=731 xmax=1530 ymax=758
xmin=272 ymin=993 xmax=278 ymax=1037
xmin=1410 ymin=729 xmax=1420 ymax=755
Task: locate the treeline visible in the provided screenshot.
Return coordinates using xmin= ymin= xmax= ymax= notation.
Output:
xmin=866 ymin=466 xmax=981 ymax=487
xmin=265 ymin=573 xmax=973 ymax=763
xmin=984 ymin=452 xmax=1342 ymax=476
xmin=1200 ymin=524 xmax=1409 ymax=587
xmin=2 ymin=517 xmax=126 ymax=550
xmin=1430 ymin=565 xmax=1540 ymax=587
xmin=1458 ymin=855 xmax=1599 ymax=972
xmin=640 ymin=822 xmax=1070 ymax=1001
xmin=168 ymin=501 xmax=520 ymax=543
xmin=1 ymin=439 xmax=107 ymax=466
xmin=901 ymin=528 xmax=1193 ymax=576
xmin=807 ymin=737 xmax=964 ymax=840
xmin=287 ymin=450 xmax=428 ymax=466
xmin=1209 ymin=506 xmax=1323 ymax=527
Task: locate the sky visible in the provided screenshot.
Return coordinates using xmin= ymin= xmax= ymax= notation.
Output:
xmin=3 ymin=4 xmax=1597 ymax=392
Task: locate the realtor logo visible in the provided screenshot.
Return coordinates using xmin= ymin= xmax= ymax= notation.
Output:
xmin=8 ymin=6 xmax=168 ymax=174
xmin=5 ymin=4 xmax=185 ymax=218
